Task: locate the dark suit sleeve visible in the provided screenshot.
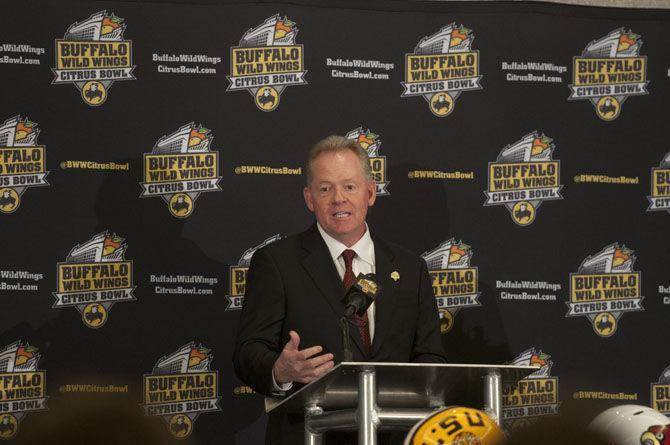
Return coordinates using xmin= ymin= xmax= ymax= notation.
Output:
xmin=410 ymin=259 xmax=447 ymax=363
xmin=233 ymin=247 xmax=286 ymax=396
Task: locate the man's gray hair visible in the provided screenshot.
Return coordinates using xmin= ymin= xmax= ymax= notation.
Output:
xmin=305 ymin=135 xmax=372 ymax=186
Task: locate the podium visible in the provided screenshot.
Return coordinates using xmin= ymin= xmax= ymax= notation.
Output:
xmin=266 ymin=362 xmax=537 ymax=445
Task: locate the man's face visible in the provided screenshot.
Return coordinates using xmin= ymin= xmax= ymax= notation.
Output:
xmin=304 ymin=149 xmax=376 ymax=247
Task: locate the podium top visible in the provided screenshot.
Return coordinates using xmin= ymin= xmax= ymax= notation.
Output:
xmin=267 ymin=362 xmax=537 ymax=414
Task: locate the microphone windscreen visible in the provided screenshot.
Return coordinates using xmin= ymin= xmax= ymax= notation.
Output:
xmin=342 ymin=273 xmax=380 ymax=316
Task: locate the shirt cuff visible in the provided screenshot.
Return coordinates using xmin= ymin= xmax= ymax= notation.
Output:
xmin=271 ymin=369 xmax=293 ymax=395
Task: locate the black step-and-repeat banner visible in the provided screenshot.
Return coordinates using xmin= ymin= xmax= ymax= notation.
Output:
xmin=1 ymin=0 xmax=669 ymax=442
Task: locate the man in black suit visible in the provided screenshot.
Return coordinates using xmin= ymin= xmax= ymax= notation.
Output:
xmin=233 ymin=135 xmax=446 ymax=443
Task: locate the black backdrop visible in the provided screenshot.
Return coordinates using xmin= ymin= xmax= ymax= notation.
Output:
xmin=1 ymin=0 xmax=669 ymax=443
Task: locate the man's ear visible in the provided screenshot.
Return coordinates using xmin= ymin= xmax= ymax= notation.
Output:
xmin=303 ymin=186 xmax=315 ymax=212
xmin=366 ymin=180 xmax=377 ymax=207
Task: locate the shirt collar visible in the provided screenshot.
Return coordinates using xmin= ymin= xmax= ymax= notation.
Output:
xmin=316 ymin=223 xmax=375 ymax=266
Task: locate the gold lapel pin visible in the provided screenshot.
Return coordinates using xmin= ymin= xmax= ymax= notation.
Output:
xmin=391 ymin=271 xmax=400 ymax=281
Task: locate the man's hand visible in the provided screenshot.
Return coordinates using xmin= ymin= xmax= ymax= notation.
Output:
xmin=273 ymin=331 xmax=334 ymax=384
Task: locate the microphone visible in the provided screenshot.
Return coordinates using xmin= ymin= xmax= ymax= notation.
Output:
xmin=339 ymin=273 xmax=380 ymax=360
xmin=342 ymin=273 xmax=380 ymax=318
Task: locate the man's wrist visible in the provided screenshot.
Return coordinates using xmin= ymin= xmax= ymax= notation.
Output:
xmin=271 ymin=367 xmax=293 ymax=393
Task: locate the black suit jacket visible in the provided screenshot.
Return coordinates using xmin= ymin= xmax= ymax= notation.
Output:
xmin=233 ymin=224 xmax=446 ymax=443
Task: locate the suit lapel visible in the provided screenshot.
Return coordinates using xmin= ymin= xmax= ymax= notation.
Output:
xmin=370 ymin=235 xmax=396 ymax=357
xmin=299 ymin=225 xmax=343 ymax=316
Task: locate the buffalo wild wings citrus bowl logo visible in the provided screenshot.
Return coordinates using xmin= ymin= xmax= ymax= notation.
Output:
xmin=401 ymin=23 xmax=482 ymax=117
xmin=226 ymin=234 xmax=282 ymax=310
xmin=422 ymin=238 xmax=481 ymax=333
xmin=358 ymin=278 xmax=377 ymax=295
xmin=650 ymin=365 xmax=670 ymax=415
xmin=142 ymin=343 xmax=221 ymax=439
xmin=0 ymin=341 xmax=48 ymax=440
xmin=345 ymin=127 xmax=390 ymax=196
xmin=0 ymin=116 xmax=49 ymax=214
xmin=52 ymin=11 xmax=136 ymax=106
xmin=227 ymin=14 xmax=307 ymax=112
xmin=647 ymin=151 xmax=670 ymax=214
xmin=141 ymin=123 xmax=222 ymax=218
xmin=566 ymin=243 xmax=643 ymax=337
xmin=569 ymin=28 xmax=648 ymax=121
xmin=502 ymin=348 xmax=560 ymax=433
xmin=53 ymin=231 xmax=136 ymax=328
xmin=484 ymin=131 xmax=563 ymax=226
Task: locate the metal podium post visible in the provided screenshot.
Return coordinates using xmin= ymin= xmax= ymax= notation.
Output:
xmin=358 ymin=368 xmax=377 ymax=445
xmin=483 ymin=368 xmax=502 ymax=424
